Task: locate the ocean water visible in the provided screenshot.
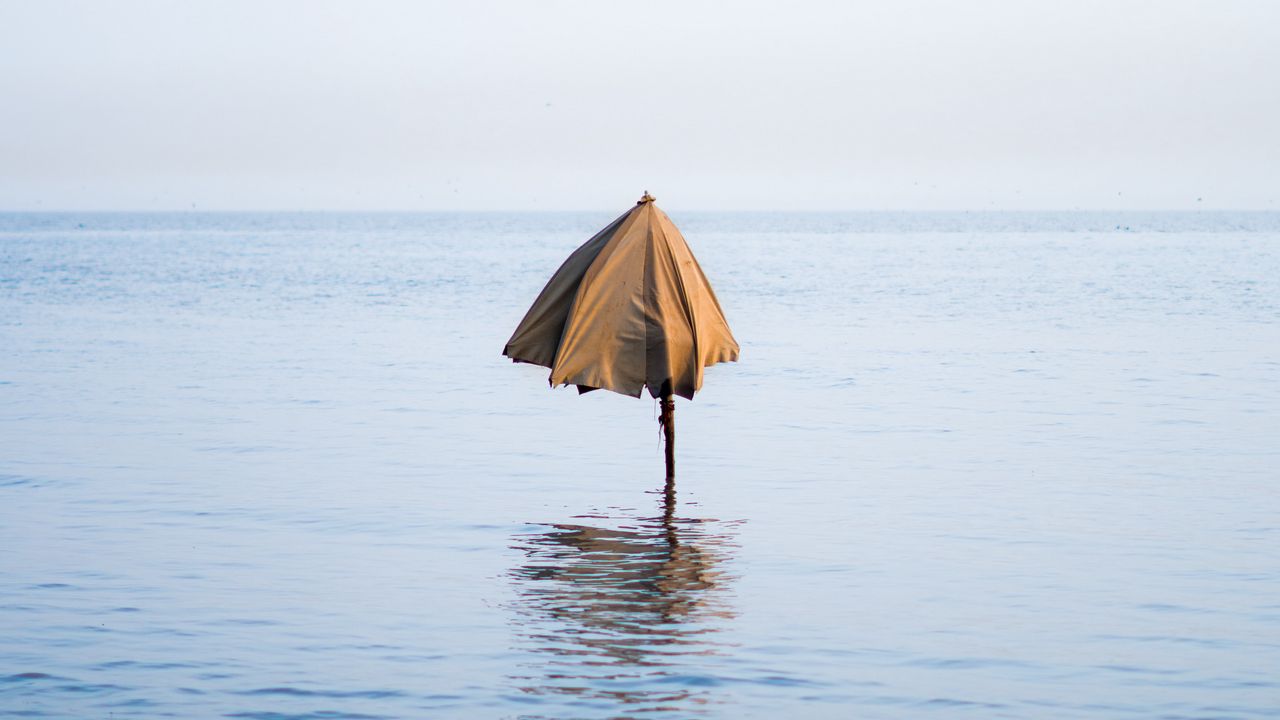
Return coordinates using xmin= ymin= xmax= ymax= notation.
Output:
xmin=1 ymin=211 xmax=1278 ymax=719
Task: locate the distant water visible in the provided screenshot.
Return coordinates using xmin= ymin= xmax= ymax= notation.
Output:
xmin=2 ymin=211 xmax=1278 ymax=719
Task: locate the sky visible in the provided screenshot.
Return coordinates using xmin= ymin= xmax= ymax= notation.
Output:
xmin=1 ymin=0 xmax=1278 ymax=211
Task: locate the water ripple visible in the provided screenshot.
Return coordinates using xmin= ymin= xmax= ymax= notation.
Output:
xmin=506 ymin=486 xmax=742 ymax=717
xmin=225 ymin=707 xmax=391 ymax=712
xmin=236 ymin=688 xmax=406 ymax=700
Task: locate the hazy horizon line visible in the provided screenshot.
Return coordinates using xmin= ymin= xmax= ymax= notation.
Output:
xmin=4 ymin=207 xmax=1279 ymax=214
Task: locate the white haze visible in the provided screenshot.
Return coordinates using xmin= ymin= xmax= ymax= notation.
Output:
xmin=1 ymin=0 xmax=1278 ymax=211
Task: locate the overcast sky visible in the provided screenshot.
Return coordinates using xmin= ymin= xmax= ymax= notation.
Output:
xmin=2 ymin=0 xmax=1278 ymax=211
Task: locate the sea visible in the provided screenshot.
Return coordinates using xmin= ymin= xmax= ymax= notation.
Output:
xmin=1 ymin=211 xmax=1278 ymax=719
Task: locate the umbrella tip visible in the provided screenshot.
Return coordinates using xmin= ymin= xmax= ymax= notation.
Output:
xmin=638 ymin=191 xmax=655 ymax=205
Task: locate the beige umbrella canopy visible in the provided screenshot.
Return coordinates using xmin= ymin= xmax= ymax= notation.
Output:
xmin=503 ymin=192 xmax=738 ymax=479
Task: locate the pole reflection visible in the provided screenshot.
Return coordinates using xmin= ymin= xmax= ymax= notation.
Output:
xmin=507 ymin=481 xmax=740 ymax=718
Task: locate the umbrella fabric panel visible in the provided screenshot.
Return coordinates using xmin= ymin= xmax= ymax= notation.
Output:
xmin=644 ymin=208 xmax=699 ymax=399
xmin=502 ymin=210 xmax=629 ymax=369
xmin=646 ymin=205 xmax=739 ymax=399
xmin=551 ymin=208 xmax=651 ymax=397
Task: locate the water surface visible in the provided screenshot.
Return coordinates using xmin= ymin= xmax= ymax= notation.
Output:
xmin=2 ymin=211 xmax=1278 ymax=718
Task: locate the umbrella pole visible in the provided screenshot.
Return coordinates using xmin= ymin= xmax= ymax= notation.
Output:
xmin=660 ymin=393 xmax=676 ymax=481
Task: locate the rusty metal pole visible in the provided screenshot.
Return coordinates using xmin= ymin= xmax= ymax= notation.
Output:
xmin=659 ymin=393 xmax=676 ymax=482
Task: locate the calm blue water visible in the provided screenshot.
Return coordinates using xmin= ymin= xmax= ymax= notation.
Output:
xmin=2 ymin=211 xmax=1278 ymax=719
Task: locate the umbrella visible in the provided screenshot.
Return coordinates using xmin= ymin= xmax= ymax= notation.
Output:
xmin=503 ymin=192 xmax=739 ymax=480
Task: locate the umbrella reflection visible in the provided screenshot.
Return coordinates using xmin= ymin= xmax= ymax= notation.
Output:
xmin=507 ymin=484 xmax=740 ymax=717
